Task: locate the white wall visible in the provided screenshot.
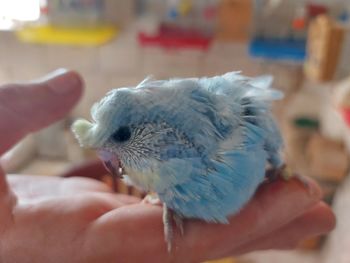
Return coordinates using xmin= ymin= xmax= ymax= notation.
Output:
xmin=0 ymin=24 xmax=302 ymax=120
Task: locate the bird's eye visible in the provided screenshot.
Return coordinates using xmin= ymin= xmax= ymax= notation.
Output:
xmin=112 ymin=126 xmax=131 ymax=143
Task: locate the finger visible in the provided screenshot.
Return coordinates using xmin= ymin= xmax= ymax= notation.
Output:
xmin=0 ymin=69 xmax=83 ymax=155
xmin=61 ymin=177 xmax=141 ymax=204
xmin=84 ymin=204 xmax=164 ymax=262
xmin=60 ymin=161 xmax=142 ymax=204
xmin=89 ymin=192 xmax=141 ymax=207
xmin=84 ymin=177 xmax=323 ymax=262
xmin=60 ymin=159 xmax=108 ymax=181
xmin=227 ymin=202 xmax=336 ymax=256
xmin=7 ymin=174 xmax=140 ymax=206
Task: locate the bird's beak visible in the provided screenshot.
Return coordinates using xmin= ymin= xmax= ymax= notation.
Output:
xmin=98 ymin=150 xmax=123 ymax=179
xmin=103 ymin=160 xmax=123 ymax=179
xmin=98 ymin=150 xmax=123 ymax=192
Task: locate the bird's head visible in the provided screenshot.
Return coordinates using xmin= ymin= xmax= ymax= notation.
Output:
xmin=72 ymin=79 xmax=197 ymax=189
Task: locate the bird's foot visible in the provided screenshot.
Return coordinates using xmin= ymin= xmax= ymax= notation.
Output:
xmin=163 ymin=204 xmax=185 ymax=252
xmin=143 ymin=195 xmax=185 ymax=251
xmin=266 ymin=164 xmax=313 ymax=195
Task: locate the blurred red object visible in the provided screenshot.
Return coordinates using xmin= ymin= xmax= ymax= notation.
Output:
xmin=138 ymin=24 xmax=212 ymax=50
xmin=307 ymin=4 xmax=328 ymax=18
xmin=292 ymin=18 xmax=306 ymax=30
xmin=340 ymin=108 xmax=350 ymax=126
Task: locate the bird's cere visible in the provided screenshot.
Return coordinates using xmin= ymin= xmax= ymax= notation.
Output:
xmin=71 ymin=118 xmax=95 ymax=147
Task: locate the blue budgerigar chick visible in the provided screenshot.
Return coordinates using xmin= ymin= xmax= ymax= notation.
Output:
xmin=72 ymin=71 xmax=285 ymax=250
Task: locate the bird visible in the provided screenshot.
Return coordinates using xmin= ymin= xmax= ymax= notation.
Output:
xmin=72 ymin=71 xmax=284 ymax=250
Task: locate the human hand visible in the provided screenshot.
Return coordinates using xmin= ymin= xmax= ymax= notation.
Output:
xmin=0 ymin=70 xmax=335 ymax=263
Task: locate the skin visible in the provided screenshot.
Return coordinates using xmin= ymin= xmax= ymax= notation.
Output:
xmin=0 ymin=70 xmax=335 ymax=263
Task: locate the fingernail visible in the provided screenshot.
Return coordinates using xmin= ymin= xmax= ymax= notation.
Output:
xmin=41 ymin=68 xmax=83 ymax=95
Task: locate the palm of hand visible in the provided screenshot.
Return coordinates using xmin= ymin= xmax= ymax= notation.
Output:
xmin=4 ymin=173 xmax=335 ymax=263
xmin=5 ymin=175 xmax=161 ymax=263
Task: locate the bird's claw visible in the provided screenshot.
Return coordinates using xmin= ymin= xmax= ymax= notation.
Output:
xmin=266 ymin=164 xmax=314 ymax=195
xmin=173 ymin=213 xmax=184 ymax=236
xmin=142 ymin=193 xmax=162 ymax=205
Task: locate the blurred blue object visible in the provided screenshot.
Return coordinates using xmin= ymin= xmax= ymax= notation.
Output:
xmin=249 ymin=37 xmax=306 ymax=62
xmin=338 ymin=11 xmax=349 ymax=22
xmin=168 ymin=8 xmax=178 ymax=19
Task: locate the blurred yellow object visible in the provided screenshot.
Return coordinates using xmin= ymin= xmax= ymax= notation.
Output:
xmin=178 ymin=0 xmax=192 ymax=16
xmin=15 ymin=24 xmax=118 ymax=46
xmin=206 ymin=258 xmax=237 ymax=263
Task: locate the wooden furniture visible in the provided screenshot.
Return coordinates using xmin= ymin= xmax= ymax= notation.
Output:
xmin=216 ymin=0 xmax=252 ymax=42
xmin=304 ymin=15 xmax=346 ymax=82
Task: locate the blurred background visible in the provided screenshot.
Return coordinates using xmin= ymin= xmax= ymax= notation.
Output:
xmin=1 ymin=0 xmax=350 ymax=262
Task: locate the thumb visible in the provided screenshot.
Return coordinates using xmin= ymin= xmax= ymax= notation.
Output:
xmin=0 ymin=69 xmax=83 ymax=155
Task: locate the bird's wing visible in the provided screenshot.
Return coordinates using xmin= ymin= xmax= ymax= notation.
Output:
xmin=157 ymin=124 xmax=267 ymax=223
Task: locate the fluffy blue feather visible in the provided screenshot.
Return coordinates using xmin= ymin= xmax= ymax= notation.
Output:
xmin=72 ymin=71 xmax=284 ymax=222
